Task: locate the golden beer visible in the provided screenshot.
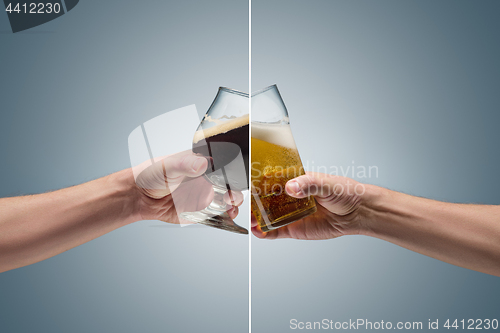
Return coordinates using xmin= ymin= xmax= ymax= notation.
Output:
xmin=251 ymin=122 xmax=317 ymax=232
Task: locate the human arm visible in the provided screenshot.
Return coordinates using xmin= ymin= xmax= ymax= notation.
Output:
xmin=0 ymin=153 xmax=241 ymax=273
xmin=251 ymin=172 xmax=500 ymax=277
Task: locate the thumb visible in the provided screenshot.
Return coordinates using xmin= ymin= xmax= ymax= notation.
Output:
xmin=135 ymin=152 xmax=209 ymax=200
xmin=285 ymin=173 xmax=362 ymax=216
xmin=162 ymin=153 xmax=209 ymax=179
xmin=285 ymin=174 xmax=342 ymax=199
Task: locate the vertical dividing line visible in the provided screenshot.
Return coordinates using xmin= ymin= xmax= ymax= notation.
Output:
xmin=248 ymin=0 xmax=252 ymax=332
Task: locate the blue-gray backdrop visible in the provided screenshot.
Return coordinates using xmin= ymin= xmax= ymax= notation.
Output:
xmin=2 ymin=0 xmax=500 ymax=333
xmin=0 ymin=1 xmax=249 ymax=332
xmin=252 ymin=0 xmax=500 ymax=332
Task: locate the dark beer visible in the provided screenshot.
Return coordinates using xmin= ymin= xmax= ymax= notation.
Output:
xmin=192 ymin=114 xmax=249 ymax=192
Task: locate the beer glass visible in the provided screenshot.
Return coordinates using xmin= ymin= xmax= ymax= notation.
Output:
xmin=180 ymin=87 xmax=249 ymax=234
xmin=251 ymin=84 xmax=317 ymax=232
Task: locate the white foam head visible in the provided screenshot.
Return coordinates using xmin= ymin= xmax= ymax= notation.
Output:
xmin=251 ymin=122 xmax=297 ymax=150
xmin=194 ymin=114 xmax=249 ymax=144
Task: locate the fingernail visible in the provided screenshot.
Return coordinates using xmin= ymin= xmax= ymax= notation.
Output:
xmin=192 ymin=158 xmax=205 ymax=172
xmin=287 ymin=181 xmax=302 ymax=195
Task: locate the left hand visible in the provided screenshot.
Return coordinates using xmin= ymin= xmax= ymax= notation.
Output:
xmin=251 ymin=172 xmax=365 ymax=240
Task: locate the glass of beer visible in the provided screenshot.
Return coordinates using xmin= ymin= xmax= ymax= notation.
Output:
xmin=180 ymin=87 xmax=249 ymax=234
xmin=251 ymin=84 xmax=317 ymax=232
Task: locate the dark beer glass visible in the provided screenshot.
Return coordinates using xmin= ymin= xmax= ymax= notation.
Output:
xmin=180 ymin=87 xmax=249 ymax=234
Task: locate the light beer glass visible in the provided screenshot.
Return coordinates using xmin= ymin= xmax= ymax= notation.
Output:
xmin=251 ymin=84 xmax=317 ymax=232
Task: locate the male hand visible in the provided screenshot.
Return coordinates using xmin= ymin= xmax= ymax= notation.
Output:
xmin=133 ymin=151 xmax=243 ymax=224
xmin=252 ymin=172 xmax=366 ymax=240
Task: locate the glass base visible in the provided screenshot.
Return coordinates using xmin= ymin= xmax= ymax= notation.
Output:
xmin=180 ymin=210 xmax=248 ymax=234
xmin=260 ymin=205 xmax=317 ymax=233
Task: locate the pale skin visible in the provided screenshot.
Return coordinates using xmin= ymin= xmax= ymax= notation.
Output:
xmin=252 ymin=172 xmax=500 ymax=277
xmin=0 ymin=152 xmax=243 ymax=273
xmin=3 ymin=163 xmax=499 ymax=277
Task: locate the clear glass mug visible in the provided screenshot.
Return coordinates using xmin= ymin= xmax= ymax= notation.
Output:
xmin=251 ymin=85 xmax=317 ymax=232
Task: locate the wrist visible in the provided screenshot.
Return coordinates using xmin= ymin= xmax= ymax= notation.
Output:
xmin=355 ymin=184 xmax=390 ymax=237
xmin=106 ymin=168 xmax=143 ymax=225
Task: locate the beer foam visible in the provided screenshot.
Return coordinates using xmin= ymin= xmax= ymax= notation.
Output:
xmin=194 ymin=114 xmax=249 ymax=143
xmin=251 ymin=122 xmax=297 ymax=150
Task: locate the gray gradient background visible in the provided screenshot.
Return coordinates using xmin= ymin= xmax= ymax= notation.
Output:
xmin=1 ymin=1 xmax=500 ymax=333
xmin=252 ymin=0 xmax=500 ymax=332
xmin=0 ymin=1 xmax=249 ymax=332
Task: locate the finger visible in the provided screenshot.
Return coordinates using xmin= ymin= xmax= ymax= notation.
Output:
xmin=250 ymin=214 xmax=291 ymax=240
xmin=286 ymin=173 xmax=362 ymax=216
xmin=224 ymin=191 xmax=244 ymax=207
xmin=251 ymin=223 xmax=290 ymax=240
xmin=227 ymin=205 xmax=239 ymax=219
xmin=251 ymin=213 xmax=258 ymax=227
xmin=162 ymin=153 xmax=208 ymax=179
xmin=251 ymin=223 xmax=267 ymax=239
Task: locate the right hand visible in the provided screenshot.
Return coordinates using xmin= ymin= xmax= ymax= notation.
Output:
xmin=251 ymin=172 xmax=369 ymax=240
xmin=133 ymin=151 xmax=243 ymax=224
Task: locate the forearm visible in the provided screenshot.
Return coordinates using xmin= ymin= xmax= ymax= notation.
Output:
xmin=359 ymin=185 xmax=500 ymax=276
xmin=0 ymin=169 xmax=140 ymax=273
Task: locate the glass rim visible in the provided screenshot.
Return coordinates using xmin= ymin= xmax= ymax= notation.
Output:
xmin=251 ymin=84 xmax=277 ymax=97
xmin=219 ymin=86 xmax=249 ymax=97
